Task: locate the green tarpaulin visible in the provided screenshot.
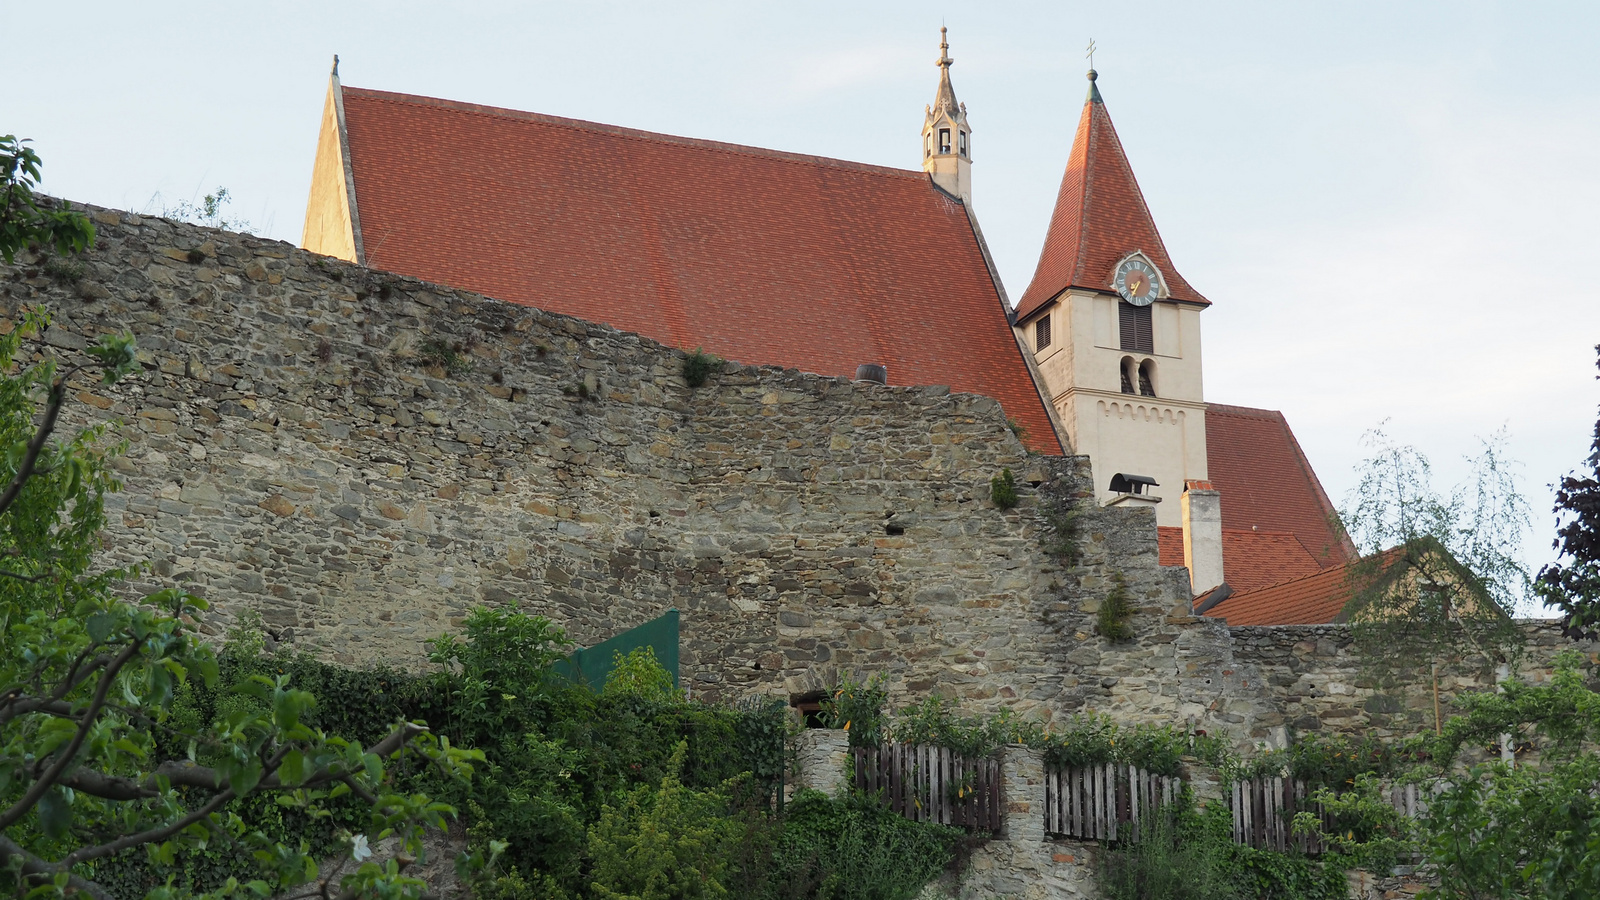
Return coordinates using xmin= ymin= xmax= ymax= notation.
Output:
xmin=553 ymin=608 xmax=679 ymax=690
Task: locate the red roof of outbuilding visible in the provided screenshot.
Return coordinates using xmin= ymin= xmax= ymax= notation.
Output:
xmin=335 ymin=87 xmax=1062 ymax=454
xmin=1205 ymin=547 xmax=1407 ymax=626
xmin=1014 ymin=76 xmax=1208 ymax=321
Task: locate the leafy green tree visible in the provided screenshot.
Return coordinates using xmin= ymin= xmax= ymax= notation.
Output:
xmin=0 ymin=136 xmax=94 ymax=264
xmin=0 ymin=151 xmax=481 ymax=899
xmin=1538 ymin=345 xmax=1600 ymax=638
xmin=1340 ymin=426 xmax=1530 ymax=680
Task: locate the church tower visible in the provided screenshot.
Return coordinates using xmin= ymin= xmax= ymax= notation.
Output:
xmin=1012 ymin=69 xmax=1211 ymax=530
xmin=922 ymin=28 xmax=972 ymax=201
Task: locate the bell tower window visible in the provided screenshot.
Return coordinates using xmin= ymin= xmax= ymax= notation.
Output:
xmin=1138 ymin=360 xmax=1156 ymax=397
xmin=1119 ymin=302 xmax=1153 ymax=354
xmin=1120 ymin=357 xmax=1136 ymax=394
xmin=939 ymin=128 xmax=952 ymax=154
xmin=1034 ymin=315 xmax=1051 ymax=351
xmin=959 ymin=130 xmax=968 ymax=157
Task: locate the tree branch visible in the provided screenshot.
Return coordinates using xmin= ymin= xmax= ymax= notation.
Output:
xmin=0 ymin=832 xmax=114 ymax=900
xmin=0 ymin=368 xmax=75 ymax=520
xmin=0 ymin=642 xmax=138 ymax=830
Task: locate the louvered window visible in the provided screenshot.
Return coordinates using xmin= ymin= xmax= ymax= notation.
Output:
xmin=1035 ymin=316 xmax=1052 ymax=351
xmin=1119 ymin=302 xmax=1153 ymax=353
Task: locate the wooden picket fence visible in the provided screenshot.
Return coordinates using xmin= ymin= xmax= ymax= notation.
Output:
xmin=1043 ymin=763 xmax=1181 ymax=842
xmin=1231 ymin=777 xmax=1430 ymax=853
xmin=852 ymin=744 xmax=1003 ymax=833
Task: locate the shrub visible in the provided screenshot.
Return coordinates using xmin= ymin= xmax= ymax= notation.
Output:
xmin=821 ymin=674 xmax=889 ymax=748
xmin=770 ymin=790 xmax=958 ymax=900
xmin=1098 ymin=572 xmax=1135 ymax=642
xmin=683 ymin=347 xmax=720 ymax=388
xmin=990 ymin=467 xmax=1019 ymax=509
xmin=587 ymin=742 xmax=743 ymax=900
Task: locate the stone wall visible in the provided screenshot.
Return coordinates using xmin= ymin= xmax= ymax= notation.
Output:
xmin=1 ymin=203 xmax=1591 ymax=754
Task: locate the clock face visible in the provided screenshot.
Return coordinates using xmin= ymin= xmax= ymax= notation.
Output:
xmin=1114 ymin=257 xmax=1161 ymax=307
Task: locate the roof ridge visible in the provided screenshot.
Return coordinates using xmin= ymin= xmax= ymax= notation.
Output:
xmin=342 ymin=86 xmax=927 ymax=183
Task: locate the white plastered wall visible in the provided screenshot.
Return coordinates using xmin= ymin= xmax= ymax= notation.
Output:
xmin=1026 ymin=289 xmax=1208 ymax=528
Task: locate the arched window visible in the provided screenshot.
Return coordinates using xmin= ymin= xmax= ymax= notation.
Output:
xmin=1138 ymin=359 xmax=1156 ymax=397
xmin=959 ymin=130 xmax=968 ymax=157
xmin=924 ymin=133 xmax=931 ymax=159
xmin=1120 ymin=357 xmax=1136 ymax=395
xmin=939 ymin=128 xmax=952 ymax=154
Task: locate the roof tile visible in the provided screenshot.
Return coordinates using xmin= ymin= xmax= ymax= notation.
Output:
xmin=336 ymin=87 xmax=1062 ymax=454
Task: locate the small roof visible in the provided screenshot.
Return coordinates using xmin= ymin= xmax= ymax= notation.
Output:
xmin=1205 ymin=547 xmax=1408 ymax=626
xmin=1014 ymin=72 xmax=1208 ymax=321
xmin=332 ymin=86 xmax=1062 ymax=454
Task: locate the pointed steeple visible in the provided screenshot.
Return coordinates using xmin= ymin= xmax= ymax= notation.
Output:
xmin=1014 ymin=69 xmax=1206 ymax=320
xmin=922 ymin=27 xmax=972 ymax=201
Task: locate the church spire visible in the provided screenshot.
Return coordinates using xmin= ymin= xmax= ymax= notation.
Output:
xmin=1013 ymin=69 xmax=1206 ymax=320
xmin=921 ymin=27 xmax=972 ymax=201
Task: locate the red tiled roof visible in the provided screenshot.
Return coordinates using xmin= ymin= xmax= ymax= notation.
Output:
xmin=1014 ymin=78 xmax=1207 ymax=321
xmin=1205 ymin=404 xmax=1356 ymax=568
xmin=1157 ymin=527 xmax=1323 ymax=593
xmin=1206 ymin=547 xmax=1407 ymax=626
xmin=335 ymin=87 xmax=1062 ymax=454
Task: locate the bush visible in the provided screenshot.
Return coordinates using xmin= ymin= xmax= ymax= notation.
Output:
xmin=770 ymin=790 xmax=958 ymax=900
xmin=1098 ymin=573 xmax=1135 ymax=642
xmin=990 ymin=468 xmax=1019 ymax=509
xmin=683 ymin=348 xmax=720 ymax=388
xmin=820 ymin=674 xmax=889 ymax=749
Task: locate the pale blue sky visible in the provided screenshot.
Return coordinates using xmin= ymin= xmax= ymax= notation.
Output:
xmin=10 ymin=1 xmax=1600 ymax=605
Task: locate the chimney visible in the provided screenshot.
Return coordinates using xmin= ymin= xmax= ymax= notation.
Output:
xmin=1181 ymin=480 xmax=1224 ymax=596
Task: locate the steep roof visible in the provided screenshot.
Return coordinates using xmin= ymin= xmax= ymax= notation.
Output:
xmin=331 ymin=86 xmax=1062 ymax=454
xmin=1206 ymin=547 xmax=1408 ymax=626
xmin=1157 ymin=527 xmax=1323 ymax=593
xmin=1014 ymin=73 xmax=1207 ymax=321
xmin=1205 ymin=404 xmax=1355 ymax=567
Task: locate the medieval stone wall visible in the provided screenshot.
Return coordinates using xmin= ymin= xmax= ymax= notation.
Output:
xmin=1 ymin=204 xmax=1588 ymax=754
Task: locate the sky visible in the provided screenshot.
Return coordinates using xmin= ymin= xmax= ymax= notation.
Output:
xmin=9 ymin=1 xmax=1599 ymax=611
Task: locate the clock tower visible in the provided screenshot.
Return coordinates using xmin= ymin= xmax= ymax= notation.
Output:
xmin=1011 ymin=70 xmax=1211 ymax=530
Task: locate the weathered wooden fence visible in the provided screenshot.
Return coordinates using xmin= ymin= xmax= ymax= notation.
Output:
xmin=852 ymin=744 xmax=1003 ymax=832
xmin=1043 ymin=763 xmax=1181 ymax=842
xmin=1231 ymin=777 xmax=1430 ymax=852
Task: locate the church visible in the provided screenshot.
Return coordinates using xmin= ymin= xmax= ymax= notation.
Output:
xmin=299 ymin=33 xmax=1372 ymax=626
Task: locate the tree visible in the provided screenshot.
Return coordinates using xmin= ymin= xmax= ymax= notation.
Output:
xmin=1538 ymin=345 xmax=1600 ymax=638
xmin=1339 ymin=426 xmax=1530 ymax=680
xmin=0 ymin=143 xmax=480 ymax=899
xmin=0 ymin=136 xmax=94 ymax=264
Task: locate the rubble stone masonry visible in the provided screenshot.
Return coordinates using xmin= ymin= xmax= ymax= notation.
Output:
xmin=1 ymin=204 xmax=1588 ymax=752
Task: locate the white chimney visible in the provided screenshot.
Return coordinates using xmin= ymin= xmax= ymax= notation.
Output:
xmin=1181 ymin=481 xmax=1224 ymax=596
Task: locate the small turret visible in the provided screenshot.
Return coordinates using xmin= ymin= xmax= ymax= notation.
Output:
xmin=921 ymin=27 xmax=972 ymax=202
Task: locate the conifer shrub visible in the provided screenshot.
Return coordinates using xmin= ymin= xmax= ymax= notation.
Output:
xmin=683 ymin=347 xmax=720 ymax=388
xmin=1097 ymin=572 xmax=1135 ymax=642
xmin=990 ymin=467 xmax=1019 ymax=509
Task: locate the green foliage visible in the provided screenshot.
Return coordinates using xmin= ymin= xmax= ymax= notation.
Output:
xmin=587 ymin=742 xmax=742 ymax=900
xmin=769 ymin=790 xmax=957 ymax=900
xmin=682 ymin=348 xmax=719 ymax=389
xmin=1540 ymin=346 xmax=1600 ymax=636
xmin=1431 ymin=649 xmax=1600 ymax=765
xmin=161 ymin=187 xmax=252 ymax=233
xmin=1042 ymin=505 xmax=1083 ymax=566
xmin=1097 ymin=573 xmax=1135 ymax=642
xmin=890 ymin=698 xmax=1045 ymax=759
xmin=1039 ymin=714 xmax=1220 ymax=777
xmin=1098 ymin=798 xmax=1346 ymax=900
xmin=1340 ymin=426 xmax=1530 ymax=680
xmin=417 ymin=337 xmax=474 ymax=375
xmin=0 ymin=136 xmax=95 ymax=264
xmin=1293 ymin=774 xmax=1416 ymax=875
xmin=819 ymin=674 xmax=888 ymax=749
xmin=989 ymin=467 xmax=1018 ymax=509
xmin=602 ymin=648 xmax=678 ymax=703
xmin=1280 ymin=732 xmax=1415 ymax=790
